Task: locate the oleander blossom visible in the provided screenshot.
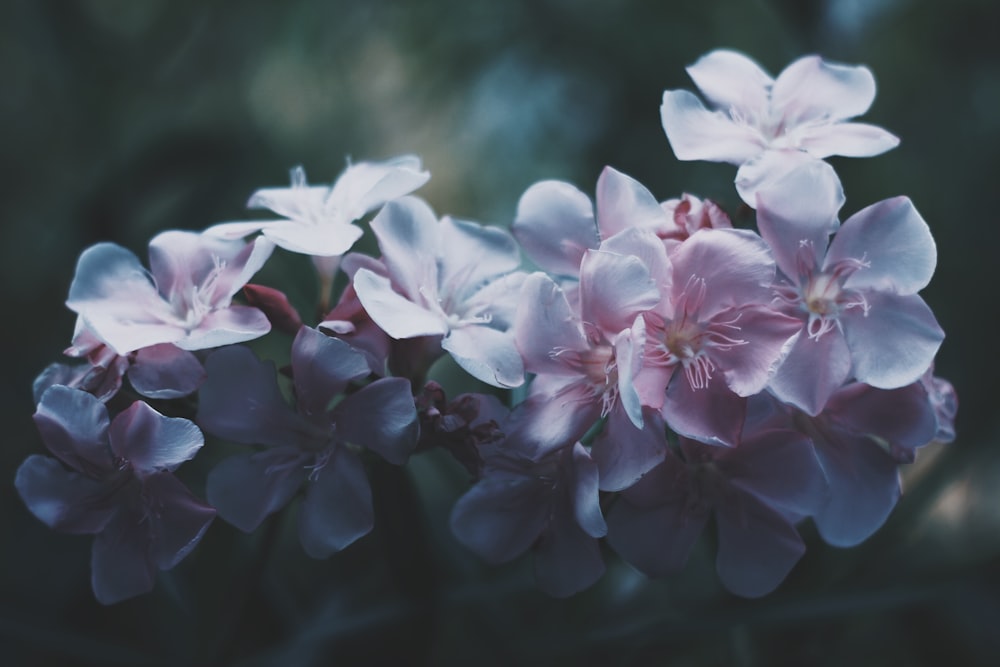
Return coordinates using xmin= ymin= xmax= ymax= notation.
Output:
xmin=352 ymin=196 xmax=527 ymax=388
xmin=15 ymin=386 xmax=214 ymax=604
xmin=756 ymin=161 xmax=944 ymax=415
xmin=205 ymin=156 xmax=430 ymax=259
xmin=66 ymin=230 xmax=274 ymax=357
xmin=661 ymin=49 xmax=899 ymax=204
xmin=197 ymin=327 xmax=419 ymax=557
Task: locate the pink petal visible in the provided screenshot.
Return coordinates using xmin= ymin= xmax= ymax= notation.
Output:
xmin=767 ymin=328 xmax=852 ymax=416
xmin=579 ymin=249 xmax=659 ymax=339
xmin=595 ymin=166 xmax=668 ymax=239
xmin=514 ymin=273 xmax=588 ymax=375
xmin=715 ymin=304 xmax=802 ymax=397
xmin=512 ymin=180 xmax=598 ymax=277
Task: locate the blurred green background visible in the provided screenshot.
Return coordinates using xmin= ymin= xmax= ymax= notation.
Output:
xmin=2 ymin=0 xmax=998 ymax=665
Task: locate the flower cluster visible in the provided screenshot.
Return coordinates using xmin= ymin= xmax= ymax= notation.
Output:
xmin=18 ymin=50 xmax=956 ymax=603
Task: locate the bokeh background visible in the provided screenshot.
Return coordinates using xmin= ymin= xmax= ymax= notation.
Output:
xmin=2 ymin=0 xmax=998 ymax=664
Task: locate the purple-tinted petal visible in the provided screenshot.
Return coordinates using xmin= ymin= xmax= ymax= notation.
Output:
xmin=607 ymin=458 xmax=707 ymax=576
xmin=175 ymin=305 xmax=271 ymax=351
xmin=719 ymin=430 xmax=826 ymax=517
xmin=767 ymin=328 xmax=852 ymax=416
xmin=142 ymin=472 xmax=215 ymax=569
xmin=772 ymin=55 xmax=877 ymax=124
xmin=504 ymin=386 xmax=603 ymax=457
xmin=450 ymin=473 xmax=550 ymax=564
xmin=685 ymin=49 xmax=773 ymax=112
xmin=298 ymin=447 xmax=374 ymax=558
xmin=291 ymin=327 xmax=371 ymax=416
xmin=333 ymin=377 xmax=418 ymax=465
xmin=441 ymin=326 xmax=525 ymax=388
xmin=514 ymin=273 xmax=588 ymax=374
xmin=669 ymin=229 xmax=775 ymax=321
xmin=579 ymin=249 xmax=659 ymax=339
xmin=714 ymin=492 xmax=805 ymax=598
xmin=129 ymin=344 xmax=206 ymax=399
xmin=795 ymin=121 xmax=899 ymax=159
xmin=827 ymin=197 xmax=936 ymax=295
xmin=33 ymin=385 xmax=112 ymax=472
xmin=198 ymin=345 xmax=318 ymax=448
xmin=663 ymin=373 xmax=745 ymax=447
xmin=599 ymin=227 xmax=672 ymax=291
xmin=369 ymin=196 xmax=440 ymax=301
xmin=326 ymin=155 xmax=431 ymax=223
xmin=715 ymin=304 xmax=802 ymax=397
xmin=352 ymin=268 xmax=448 ymax=339
xmin=512 ymin=180 xmax=598 ymax=277
xmin=591 ymin=406 xmax=668 ymax=492
xmin=661 ymin=90 xmax=764 ymax=164
xmin=91 ymin=509 xmax=156 ymax=605
xmin=810 ymin=424 xmax=901 ymax=547
xmin=532 ymin=509 xmax=605 ymax=597
xmin=755 ymin=160 xmax=845 ymax=278
xmin=15 ymin=454 xmax=115 ymax=534
xmin=595 ymin=166 xmax=668 ymax=239
xmin=824 ymin=382 xmax=938 ymax=453
xmin=108 ymin=401 xmax=202 ymax=475
xmin=569 ymin=443 xmax=606 ymax=538
xmin=438 ymin=217 xmax=521 ymax=302
xmin=206 ymin=450 xmax=308 ymax=532
xmin=841 ymin=292 xmax=944 ymax=389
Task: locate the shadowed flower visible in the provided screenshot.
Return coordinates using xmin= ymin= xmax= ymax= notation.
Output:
xmin=15 ymin=386 xmax=214 ymax=604
xmin=197 ymin=327 xmax=419 ymax=557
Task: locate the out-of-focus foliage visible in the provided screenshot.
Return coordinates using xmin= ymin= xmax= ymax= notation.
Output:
xmin=2 ymin=0 xmax=998 ymax=664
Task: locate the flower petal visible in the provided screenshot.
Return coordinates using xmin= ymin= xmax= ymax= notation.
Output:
xmin=442 ymin=326 xmax=525 ymax=388
xmin=767 ymin=328 xmax=852 ymax=416
xmin=128 ymin=344 xmax=206 ymax=399
xmin=590 ymin=406 xmax=668 ymax=492
xmin=291 ymin=326 xmax=371 ymax=416
xmin=298 ymin=447 xmax=375 ymax=558
xmin=685 ymin=49 xmax=774 ymax=113
xmin=533 ymin=508 xmax=605 ymax=598
xmin=262 ymin=220 xmax=363 ymax=257
xmin=33 ymin=385 xmax=112 ymax=472
xmin=795 ymin=121 xmax=899 ymax=159
xmin=352 ymin=268 xmax=448 ymax=339
xmin=772 ymin=55 xmax=877 ymax=124
xmin=827 ymin=197 xmax=936 ymax=295
xmin=660 ymin=89 xmax=765 ymax=164
xmin=108 ymin=400 xmax=203 ymax=475
xmin=514 ymin=273 xmax=588 ymax=374
xmin=737 ymin=149 xmax=839 ymax=208
xmin=332 ymin=377 xmax=419 ymax=465
xmin=438 ymin=217 xmax=521 ymax=303
xmin=450 ymin=474 xmax=550 ymax=564
xmin=15 ymin=454 xmax=115 ymax=534
xmin=841 ymin=292 xmax=944 ymax=389
xmin=595 ymin=166 xmax=669 ymax=239
xmin=207 ymin=450 xmax=308 ymax=532
xmin=326 ymin=155 xmax=431 ymax=223
xmin=198 ymin=345 xmax=317 ymax=448
xmin=512 ymin=180 xmax=598 ymax=277
xmin=579 ymin=249 xmax=659 ymax=340
xmin=143 ymin=472 xmax=215 ymax=570
xmin=369 ymin=196 xmax=441 ymax=301
xmin=90 ymin=509 xmax=156 ymax=605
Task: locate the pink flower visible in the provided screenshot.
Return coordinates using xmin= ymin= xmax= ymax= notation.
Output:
xmin=633 ymin=228 xmax=801 ymax=446
xmin=756 ymin=162 xmax=944 ymax=415
xmin=66 ymin=231 xmax=274 ymax=356
xmin=661 ymin=49 xmax=899 ymax=204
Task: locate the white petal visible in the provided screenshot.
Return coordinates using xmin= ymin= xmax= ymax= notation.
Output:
xmin=661 ymin=89 xmax=765 ymax=164
xmin=352 ymin=268 xmax=447 ymax=339
xmin=685 ymin=49 xmax=774 ymax=113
